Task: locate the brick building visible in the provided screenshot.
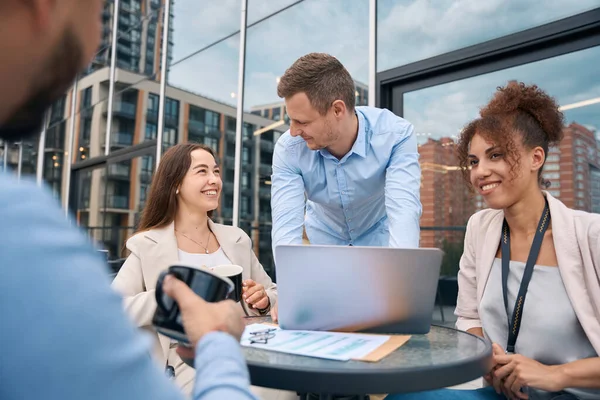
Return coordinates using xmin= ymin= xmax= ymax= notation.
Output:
xmin=549 ymin=123 xmax=600 ymax=212
xmin=418 ymin=137 xmax=475 ymax=249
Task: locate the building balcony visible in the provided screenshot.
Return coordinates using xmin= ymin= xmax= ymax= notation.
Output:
xmin=140 ymin=169 xmax=153 ymax=184
xmin=106 ymin=163 xmax=130 ymax=179
xmin=224 ymin=155 xmax=235 ymax=168
xmin=104 ymin=195 xmax=129 ymax=209
xmin=220 ymin=208 xmax=233 ymax=219
xmin=80 ymin=106 xmax=93 ymax=118
xmin=110 ymin=102 xmax=137 ymax=119
xmin=226 ymin=130 xmax=236 ymax=142
xmin=188 ymin=119 xmax=205 ymax=134
xmin=146 ymin=111 xmax=158 ymax=123
xmin=242 ymin=186 xmax=253 ymax=196
xmin=117 ymin=43 xmax=140 ymax=56
xmin=259 ymin=164 xmax=271 ymax=176
xmin=259 ymin=214 xmax=272 ymax=223
xmin=223 ymin=182 xmax=234 ymax=193
xmin=205 ymin=127 xmax=222 ymax=139
xmin=104 ymin=132 xmax=134 ymax=148
xmin=118 ymin=30 xmax=132 ymax=42
xmin=164 ymin=115 xmax=179 ymax=128
xmin=259 ymin=187 xmax=271 ymax=199
xmin=260 ymin=140 xmax=274 ymax=152
xmin=242 ymin=162 xmax=253 ymax=172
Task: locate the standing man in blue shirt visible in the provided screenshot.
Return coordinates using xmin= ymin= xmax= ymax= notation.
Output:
xmin=0 ymin=1 xmax=256 ymax=399
xmin=271 ymin=53 xmax=422 ymax=257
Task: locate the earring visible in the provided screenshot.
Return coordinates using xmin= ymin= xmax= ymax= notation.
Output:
xmin=176 ymin=188 xmax=179 ymax=195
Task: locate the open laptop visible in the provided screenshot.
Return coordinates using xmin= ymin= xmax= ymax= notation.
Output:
xmin=274 ymin=245 xmax=444 ymax=334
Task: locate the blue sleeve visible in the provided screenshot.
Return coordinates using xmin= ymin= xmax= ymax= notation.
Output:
xmin=384 ymin=121 xmax=422 ymax=248
xmin=193 ymin=333 xmax=259 ymax=399
xmin=0 ymin=176 xmax=255 ymax=400
xmin=271 ymin=138 xmax=306 ymax=262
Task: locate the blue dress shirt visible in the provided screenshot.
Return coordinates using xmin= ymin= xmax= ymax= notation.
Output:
xmin=0 ymin=171 xmax=257 ymax=400
xmin=271 ymin=106 xmax=422 ymax=259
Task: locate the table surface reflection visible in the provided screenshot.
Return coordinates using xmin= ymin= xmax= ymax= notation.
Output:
xmin=242 ymin=316 xmax=492 ymax=395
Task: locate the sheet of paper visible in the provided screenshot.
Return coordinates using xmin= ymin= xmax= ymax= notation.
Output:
xmin=241 ymin=323 xmax=391 ymax=361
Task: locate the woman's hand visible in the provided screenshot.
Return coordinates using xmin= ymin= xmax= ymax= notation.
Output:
xmin=271 ymin=302 xmax=278 ymax=322
xmin=242 ymin=279 xmax=269 ymax=310
xmin=494 ymin=353 xmax=565 ymax=399
xmin=484 ymin=343 xmax=514 ymax=398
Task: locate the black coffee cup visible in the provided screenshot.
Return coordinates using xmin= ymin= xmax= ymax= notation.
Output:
xmin=152 ymin=264 xmax=234 ymax=344
xmin=208 ymin=264 xmax=244 ymax=302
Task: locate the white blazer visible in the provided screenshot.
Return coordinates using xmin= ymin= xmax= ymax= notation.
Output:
xmin=111 ymin=220 xmax=277 ymax=392
xmin=455 ymin=192 xmax=600 ymax=354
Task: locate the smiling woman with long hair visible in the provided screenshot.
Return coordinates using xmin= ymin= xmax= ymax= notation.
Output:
xmin=387 ymin=82 xmax=600 ymax=399
xmin=112 ymin=143 xmax=277 ymax=394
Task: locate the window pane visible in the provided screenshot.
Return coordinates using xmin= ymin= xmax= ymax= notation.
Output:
xmin=377 ymin=0 xmax=599 ymax=71
xmin=244 ymin=0 xmax=369 ymax=277
xmin=404 ymin=46 xmax=600 ymax=218
xmin=72 ymin=153 xmax=155 ymax=263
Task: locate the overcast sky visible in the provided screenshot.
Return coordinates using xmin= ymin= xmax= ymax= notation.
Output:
xmin=166 ymin=0 xmax=599 ymax=139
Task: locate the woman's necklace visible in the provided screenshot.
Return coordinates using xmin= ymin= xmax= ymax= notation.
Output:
xmin=175 ymin=228 xmax=211 ymax=254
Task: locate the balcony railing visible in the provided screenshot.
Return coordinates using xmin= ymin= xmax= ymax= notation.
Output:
xmin=107 ymin=164 xmax=130 ymax=178
xmin=260 ymin=140 xmax=274 ymax=152
xmin=223 ymin=182 xmax=234 ymax=193
xmin=226 ymin=130 xmax=236 ymax=142
xmin=105 ymin=195 xmax=129 ymax=209
xmin=259 ymin=187 xmax=271 ymax=199
xmin=112 ymin=102 xmax=136 ymax=119
xmin=259 ymin=164 xmax=271 ymax=176
xmin=224 ymin=155 xmax=235 ymax=167
xmin=188 ymin=119 xmax=205 ymax=134
xmin=140 ymin=169 xmax=153 ymax=184
xmin=165 ymin=115 xmax=179 ymax=127
xmin=105 ymin=132 xmax=133 ymax=147
xmin=146 ymin=110 xmax=158 ymax=122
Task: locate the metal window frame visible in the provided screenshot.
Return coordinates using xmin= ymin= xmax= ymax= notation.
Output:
xmin=376 ymin=8 xmax=600 ymax=115
xmin=232 ymin=0 xmax=249 ymax=228
xmin=155 ymin=0 xmax=172 ymax=168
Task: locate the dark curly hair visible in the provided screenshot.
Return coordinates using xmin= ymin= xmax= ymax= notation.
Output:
xmin=456 ymin=81 xmax=565 ymax=189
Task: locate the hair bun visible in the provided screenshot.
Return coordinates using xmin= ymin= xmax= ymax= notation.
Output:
xmin=480 ymin=81 xmax=565 ymax=144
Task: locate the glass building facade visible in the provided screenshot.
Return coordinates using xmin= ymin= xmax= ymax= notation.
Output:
xmin=2 ymin=1 xmax=599 ymax=281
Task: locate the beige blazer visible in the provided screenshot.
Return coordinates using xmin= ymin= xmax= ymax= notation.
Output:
xmin=111 ymin=220 xmax=277 ymax=391
xmin=455 ymin=192 xmax=600 ymax=354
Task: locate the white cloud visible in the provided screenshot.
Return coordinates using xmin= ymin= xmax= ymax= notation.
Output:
xmin=168 ymin=0 xmax=370 ymax=109
xmin=377 ymin=0 xmax=600 ymax=71
xmin=166 ymin=0 xmax=599 ymax=134
xmin=403 ymin=44 xmax=600 ymax=143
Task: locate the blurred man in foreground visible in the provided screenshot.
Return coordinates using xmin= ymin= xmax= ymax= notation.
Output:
xmin=0 ymin=1 xmax=257 ymax=399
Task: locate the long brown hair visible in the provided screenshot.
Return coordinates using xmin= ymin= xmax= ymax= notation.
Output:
xmin=136 ymin=142 xmax=218 ymax=233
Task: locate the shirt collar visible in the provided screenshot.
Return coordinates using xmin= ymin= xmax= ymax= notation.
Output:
xmin=318 ymin=110 xmax=367 ymax=160
xmin=350 ymin=110 xmax=368 ymax=159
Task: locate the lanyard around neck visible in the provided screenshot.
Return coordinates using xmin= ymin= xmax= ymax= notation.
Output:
xmin=500 ymin=199 xmax=550 ymax=354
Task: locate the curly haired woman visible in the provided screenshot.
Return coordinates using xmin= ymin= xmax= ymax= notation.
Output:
xmin=387 ymin=82 xmax=600 ymax=400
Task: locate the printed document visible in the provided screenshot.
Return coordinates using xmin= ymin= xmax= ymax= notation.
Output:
xmin=241 ymin=323 xmax=391 ymax=361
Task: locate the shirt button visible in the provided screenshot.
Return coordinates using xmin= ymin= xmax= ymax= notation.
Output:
xmin=350 ymin=229 xmax=354 ymax=233
xmin=348 ymin=218 xmax=352 ymax=222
